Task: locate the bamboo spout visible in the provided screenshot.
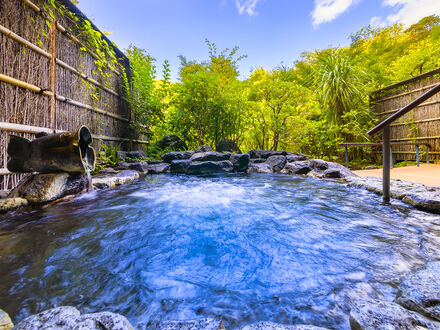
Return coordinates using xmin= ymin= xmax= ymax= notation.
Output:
xmin=7 ymin=126 xmax=96 ymax=173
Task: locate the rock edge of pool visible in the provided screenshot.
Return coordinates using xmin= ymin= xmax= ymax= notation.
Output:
xmin=1 ymin=148 xmax=440 ymax=329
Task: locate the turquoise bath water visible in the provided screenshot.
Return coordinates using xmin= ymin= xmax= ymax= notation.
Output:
xmin=0 ymin=174 xmax=439 ymax=328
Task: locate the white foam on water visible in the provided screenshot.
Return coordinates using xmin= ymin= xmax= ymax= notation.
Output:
xmin=133 ymin=181 xmax=248 ymax=209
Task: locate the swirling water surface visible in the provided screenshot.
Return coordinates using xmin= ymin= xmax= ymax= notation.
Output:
xmin=0 ymin=174 xmax=440 ymax=329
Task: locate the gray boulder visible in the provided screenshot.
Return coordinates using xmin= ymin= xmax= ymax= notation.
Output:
xmin=13 ymin=306 xmax=133 ymax=330
xmin=283 ymin=161 xmax=312 ymax=175
xmin=349 ymin=299 xmax=440 ymax=330
xmin=148 ymin=163 xmax=170 ymax=174
xmin=190 ymin=151 xmax=231 ymax=162
xmin=195 ymin=145 xmax=212 ymax=153
xmin=170 ymin=160 xmax=192 ymax=173
xmin=92 ymin=170 xmax=140 ymax=189
xmin=402 ymin=193 xmax=440 ymax=213
xmin=127 ymin=150 xmax=147 ymax=159
xmin=114 ymin=161 xmax=149 ymax=174
xmin=216 ymin=139 xmax=241 ymax=153
xmin=249 ymin=150 xmax=288 ymax=159
xmin=127 ymin=161 xmax=149 ymax=174
xmin=100 ymin=167 xmax=119 ymax=174
xmin=249 ymin=149 xmax=262 ymax=159
xmin=261 ymin=150 xmax=288 ymax=158
xmin=185 ymin=161 xmax=233 ymax=175
xmin=265 ymin=155 xmax=287 ymax=172
xmin=242 ymin=321 xmax=328 ymax=329
xmin=309 ymin=159 xmax=328 ymax=170
xmin=286 ymin=153 xmax=308 ymax=162
xmin=8 ymin=173 xmax=88 ymax=204
xmin=117 ymin=150 xmax=147 ymax=160
xmin=325 ymin=161 xmax=357 ymax=178
xmin=155 ymin=318 xmax=223 ymax=330
xmin=395 ymin=262 xmax=440 ymax=321
xmin=230 ymin=153 xmax=250 ymax=172
xmin=157 ymin=134 xmax=187 ymax=151
xmin=247 ymin=163 xmax=273 ymax=174
xmin=162 ymin=151 xmax=195 ymax=163
xmin=147 ymin=159 xmax=163 ymax=164
xmin=250 ymin=159 xmax=266 ymax=164
xmin=13 ymin=306 xmax=80 ymax=329
xmin=304 ymin=160 xmax=356 ymax=179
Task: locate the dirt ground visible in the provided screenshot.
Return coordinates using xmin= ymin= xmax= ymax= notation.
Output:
xmin=353 ymin=163 xmax=440 ymax=187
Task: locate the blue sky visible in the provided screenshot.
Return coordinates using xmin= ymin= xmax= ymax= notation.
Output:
xmin=77 ymin=0 xmax=440 ymax=81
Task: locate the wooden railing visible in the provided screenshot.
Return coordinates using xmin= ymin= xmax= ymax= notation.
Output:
xmin=366 ymin=83 xmax=440 ymax=202
xmin=342 ymin=142 xmax=430 ymax=169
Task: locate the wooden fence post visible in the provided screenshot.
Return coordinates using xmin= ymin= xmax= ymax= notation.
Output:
xmin=49 ymin=19 xmax=56 ymax=128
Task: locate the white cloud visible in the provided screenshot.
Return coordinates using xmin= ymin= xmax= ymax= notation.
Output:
xmin=235 ymin=0 xmax=259 ymax=16
xmin=311 ymin=0 xmax=359 ymax=26
xmin=372 ymin=0 xmax=440 ymax=27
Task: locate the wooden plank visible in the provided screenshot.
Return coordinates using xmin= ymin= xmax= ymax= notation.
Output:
xmin=377 ymin=99 xmax=440 ymax=116
xmin=0 ymin=73 xmax=53 ymax=97
xmin=370 ymin=67 xmax=440 ymax=99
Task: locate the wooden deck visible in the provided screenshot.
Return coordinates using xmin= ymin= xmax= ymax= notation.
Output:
xmin=353 ymin=164 xmax=440 ymax=187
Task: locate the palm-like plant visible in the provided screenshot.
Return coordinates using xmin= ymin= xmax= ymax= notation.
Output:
xmin=312 ymin=51 xmax=366 ymax=126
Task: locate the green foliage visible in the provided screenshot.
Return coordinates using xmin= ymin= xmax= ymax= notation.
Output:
xmin=93 ymin=144 xmax=120 ymax=174
xmin=167 ymin=40 xmax=247 ymax=149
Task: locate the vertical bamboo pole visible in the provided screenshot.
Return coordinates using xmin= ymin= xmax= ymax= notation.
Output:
xmin=49 ymin=20 xmax=56 ymax=128
xmin=383 ymin=126 xmax=391 ymax=203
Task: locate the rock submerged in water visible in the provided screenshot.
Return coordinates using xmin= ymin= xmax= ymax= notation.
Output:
xmin=395 ymin=261 xmax=440 ymax=321
xmin=0 ymin=197 xmax=28 ymax=213
xmin=0 ymin=309 xmax=13 ymax=330
xmin=13 ymin=306 xmax=133 ymax=330
xmin=349 ymin=299 xmax=440 ymax=330
xmin=8 ymin=173 xmax=88 ymax=204
xmin=242 ymin=321 xmax=328 ymax=329
xmin=154 ymin=318 xmax=224 ymax=330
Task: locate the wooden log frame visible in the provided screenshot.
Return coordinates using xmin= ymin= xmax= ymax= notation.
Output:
xmin=0 ymin=121 xmax=150 ymax=176
xmin=0 ymin=122 xmax=149 ymax=144
xmin=0 ymin=72 xmax=129 ymax=123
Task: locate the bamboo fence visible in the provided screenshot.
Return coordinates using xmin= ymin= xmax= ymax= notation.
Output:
xmin=370 ymin=68 xmax=440 ymax=162
xmin=0 ymin=0 xmax=146 ymax=190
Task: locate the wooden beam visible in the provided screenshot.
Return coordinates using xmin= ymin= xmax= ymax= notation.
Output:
xmin=383 ymin=126 xmax=391 ymax=203
xmin=0 ymin=73 xmax=53 ymax=97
